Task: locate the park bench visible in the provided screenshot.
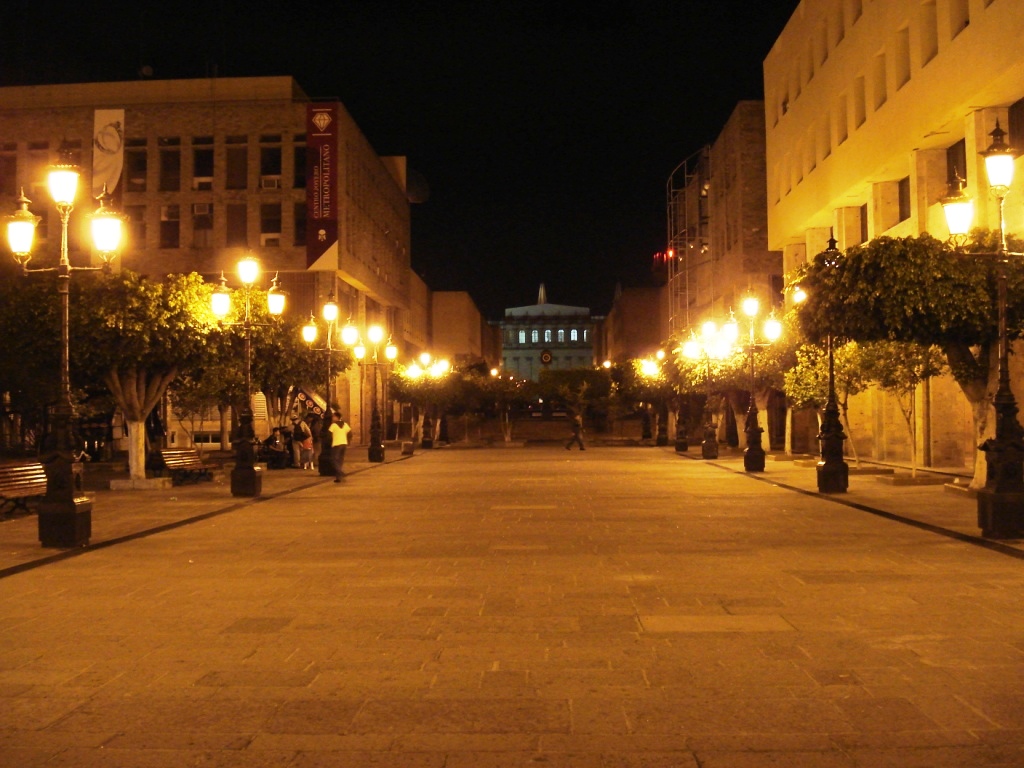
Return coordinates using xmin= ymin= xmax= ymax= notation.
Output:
xmin=157 ymin=449 xmax=218 ymax=485
xmin=0 ymin=461 xmax=47 ymax=517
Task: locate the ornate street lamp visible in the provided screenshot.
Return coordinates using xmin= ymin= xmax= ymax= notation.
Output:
xmin=739 ymin=297 xmax=782 ymax=472
xmin=4 ymin=148 xmax=124 ymax=547
xmin=805 ymin=235 xmax=849 ymax=494
xmin=211 ymin=256 xmax=285 ymax=497
xmin=941 ymin=119 xmax=1024 ymax=538
xmin=682 ymin=320 xmax=735 ymax=460
xmin=301 ymin=293 xmax=342 ymax=477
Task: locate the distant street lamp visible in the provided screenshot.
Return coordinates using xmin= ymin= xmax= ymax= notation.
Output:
xmin=941 ymin=119 xmax=1024 ymax=538
xmin=301 ymin=293 xmax=342 ymax=477
xmin=211 ymin=256 xmax=285 ymax=497
xmin=682 ymin=319 xmax=735 ymax=460
xmin=5 ymin=146 xmax=124 ymax=547
xmin=343 ymin=323 xmax=397 ymax=462
xmin=739 ymin=297 xmax=782 ymax=472
xmin=407 ymin=352 xmax=449 ymax=448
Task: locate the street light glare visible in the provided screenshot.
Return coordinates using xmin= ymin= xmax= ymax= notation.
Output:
xmin=237 ymin=256 xmax=259 ymax=286
xmin=47 ymin=167 xmax=79 ymax=207
xmin=741 ymin=296 xmax=759 ymax=318
xmin=302 ymin=317 xmax=317 ymax=344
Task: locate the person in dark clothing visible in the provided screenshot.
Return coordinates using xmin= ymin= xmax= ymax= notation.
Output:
xmin=565 ymin=411 xmax=585 ymax=451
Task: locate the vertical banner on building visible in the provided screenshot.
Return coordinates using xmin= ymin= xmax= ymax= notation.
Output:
xmin=306 ymin=103 xmax=339 ymax=270
xmin=92 ymin=109 xmax=124 ymax=200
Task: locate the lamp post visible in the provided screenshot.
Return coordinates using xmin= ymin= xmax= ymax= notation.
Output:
xmin=5 ymin=151 xmax=124 ymax=547
xmin=682 ymin=319 xmax=735 ymax=460
xmin=301 ymin=293 xmax=341 ymax=477
xmin=344 ymin=323 xmax=396 ymax=463
xmin=739 ymin=297 xmax=782 ymax=472
xmin=941 ymin=119 xmax=1024 ymax=538
xmin=805 ymin=236 xmax=849 ymax=493
xmin=211 ymin=256 xmax=285 ymax=497
xmin=407 ymin=353 xmax=449 ymax=448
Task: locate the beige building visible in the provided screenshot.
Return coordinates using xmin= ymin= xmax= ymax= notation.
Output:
xmin=765 ymin=0 xmax=1024 ymax=471
xmin=500 ymin=285 xmax=597 ymax=381
xmin=0 ymin=76 xmax=415 ymax=447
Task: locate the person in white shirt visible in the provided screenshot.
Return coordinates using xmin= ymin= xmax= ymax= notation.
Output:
xmin=327 ymin=411 xmax=352 ymax=482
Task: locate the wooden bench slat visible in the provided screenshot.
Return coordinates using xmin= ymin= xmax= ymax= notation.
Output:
xmin=0 ymin=461 xmax=47 ymax=517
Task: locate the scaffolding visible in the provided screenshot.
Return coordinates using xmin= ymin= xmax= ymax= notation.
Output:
xmin=665 ymin=146 xmax=713 ymax=338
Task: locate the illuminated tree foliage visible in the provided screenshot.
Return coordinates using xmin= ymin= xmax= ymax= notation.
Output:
xmin=793 ymin=232 xmax=1024 ymax=487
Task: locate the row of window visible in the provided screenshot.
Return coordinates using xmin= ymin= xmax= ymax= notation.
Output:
xmin=506 ymin=328 xmax=590 ymax=345
xmin=0 ymin=134 xmax=307 ymax=198
xmin=23 ymin=201 xmax=308 ymax=251
xmin=771 ymin=0 xmax=999 ymax=204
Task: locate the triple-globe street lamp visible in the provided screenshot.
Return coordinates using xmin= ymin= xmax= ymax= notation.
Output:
xmin=340 ymin=322 xmax=397 ymax=462
xmin=301 ymin=293 xmax=343 ymax=477
xmin=738 ymin=297 xmax=782 ymax=473
xmin=406 ymin=353 xmax=450 ymax=448
xmin=941 ymin=120 xmax=1024 ymax=538
xmin=5 ymin=146 xmax=124 ymax=547
xmin=682 ymin=319 xmax=736 ymax=460
xmin=211 ymin=256 xmax=285 ymax=498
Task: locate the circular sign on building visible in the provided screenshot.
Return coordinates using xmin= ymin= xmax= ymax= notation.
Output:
xmin=540 ymin=349 xmax=553 ymax=365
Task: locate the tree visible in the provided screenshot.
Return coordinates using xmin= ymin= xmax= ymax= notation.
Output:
xmin=73 ymin=271 xmax=219 ymax=481
xmin=794 ymin=232 xmax=1024 ymax=488
xmin=784 ymin=340 xmax=872 ymax=463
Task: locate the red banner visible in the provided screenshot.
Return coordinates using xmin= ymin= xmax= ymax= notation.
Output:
xmin=306 ymin=104 xmax=338 ymax=269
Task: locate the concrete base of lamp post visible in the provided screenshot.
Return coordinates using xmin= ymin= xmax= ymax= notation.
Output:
xmin=977 ymin=489 xmax=1024 ymax=539
xmin=816 ymin=460 xmax=849 ymax=494
xmin=38 ymin=454 xmax=91 ymax=548
xmin=675 ymin=435 xmax=688 ymax=452
xmin=230 ymin=464 xmax=263 ymax=497
xmin=743 ymin=410 xmax=766 ymax=472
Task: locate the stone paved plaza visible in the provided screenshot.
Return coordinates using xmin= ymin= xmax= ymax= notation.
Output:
xmin=3 ymin=446 xmax=1024 ymax=767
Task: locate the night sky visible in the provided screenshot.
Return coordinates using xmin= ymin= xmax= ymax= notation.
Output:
xmin=1 ymin=1 xmax=796 ymax=319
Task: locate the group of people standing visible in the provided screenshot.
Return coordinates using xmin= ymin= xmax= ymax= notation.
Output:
xmin=259 ymin=410 xmax=352 ymax=482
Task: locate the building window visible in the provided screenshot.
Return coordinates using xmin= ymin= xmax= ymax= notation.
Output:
xmin=226 ymin=203 xmax=247 ymax=247
xmin=125 ymin=139 xmax=147 ymax=192
xmin=544 ymin=329 xmax=552 ymax=343
xmin=895 ymin=27 xmax=910 ymax=90
xmin=192 ymin=203 xmax=213 ymax=248
xmin=159 ymin=204 xmax=180 ymax=248
xmin=158 ymin=137 xmax=180 ymax=192
xmin=531 ymin=330 xmax=539 ymax=344
xmin=920 ymin=0 xmax=938 ymax=66
xmin=853 ymin=77 xmax=866 ymax=128
xmin=872 ymin=53 xmax=887 ymax=110
xmin=1008 ymin=97 xmax=1024 ymax=152
xmin=260 ymin=203 xmax=281 ymax=246
xmin=571 ymin=329 xmax=578 ymax=342
xmin=293 ymin=202 xmax=307 ymax=246
xmin=518 ymin=330 xmax=526 ymax=344
xmin=260 ymin=137 xmax=282 ymax=189
xmin=950 ymin=0 xmax=969 ymax=38
xmin=557 ymin=329 xmax=565 ymax=342
xmin=946 ymin=139 xmax=967 ymax=184
xmin=836 ymin=94 xmax=848 ymax=145
xmin=0 ymin=148 xmax=15 ymax=197
xmin=226 ymin=137 xmax=247 ymax=190
xmin=897 ymin=176 xmax=911 ymax=223
xmin=192 ymin=137 xmax=214 ymax=190
xmin=583 ymin=329 xmax=589 ymax=342
xmin=293 ymin=139 xmax=306 ymax=189
xmin=859 ymin=203 xmax=869 ymax=244
xmin=125 ymin=205 xmax=145 ymax=249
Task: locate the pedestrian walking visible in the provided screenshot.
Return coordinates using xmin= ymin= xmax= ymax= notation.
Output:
xmin=328 ymin=411 xmax=352 ymax=482
xmin=565 ymin=411 xmax=585 ymax=451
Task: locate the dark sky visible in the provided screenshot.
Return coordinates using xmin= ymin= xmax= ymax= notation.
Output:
xmin=1 ymin=1 xmax=796 ymax=319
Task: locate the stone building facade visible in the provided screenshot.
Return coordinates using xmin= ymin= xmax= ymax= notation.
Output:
xmin=0 ymin=76 xmax=414 ymax=447
xmin=764 ymin=0 xmax=1024 ymax=473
